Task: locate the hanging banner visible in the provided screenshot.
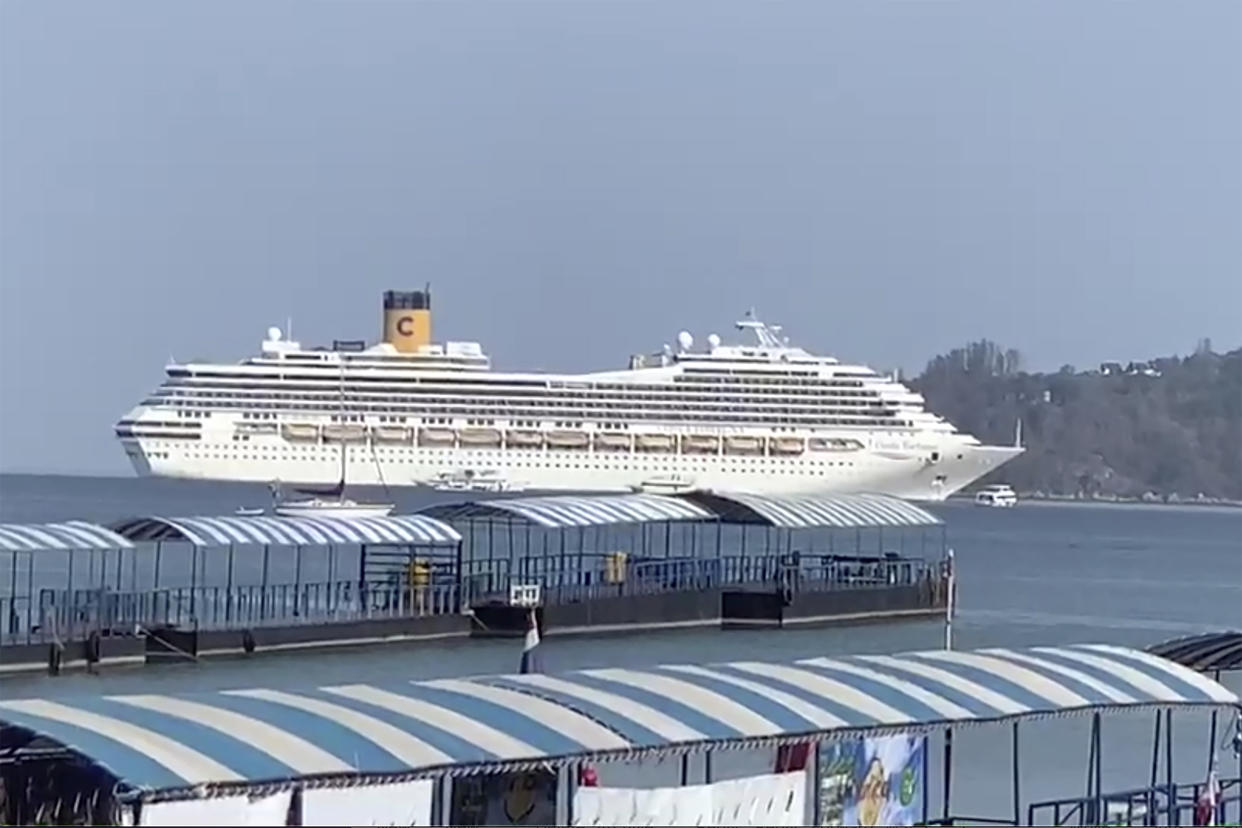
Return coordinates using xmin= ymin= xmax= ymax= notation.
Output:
xmin=450 ymin=768 xmax=557 ymax=826
xmin=139 ymin=792 xmax=291 ymax=827
xmin=818 ymin=734 xmax=924 ymax=826
xmin=302 ymin=779 xmax=434 ymax=826
xmin=572 ymin=771 xmax=804 ymax=826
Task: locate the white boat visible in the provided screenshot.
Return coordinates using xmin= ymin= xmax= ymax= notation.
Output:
xmin=234 ymin=506 xmax=265 ymax=517
xmin=425 ymin=469 xmax=524 ymax=493
xmin=633 ymin=474 xmax=697 ymax=495
xmin=975 ymin=484 xmax=1018 ymax=508
xmin=274 ymin=498 xmax=394 ymax=518
xmin=117 ymin=290 xmax=1025 ymax=500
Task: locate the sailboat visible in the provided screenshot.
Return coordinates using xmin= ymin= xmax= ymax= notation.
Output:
xmin=273 ymin=362 xmax=395 ymax=519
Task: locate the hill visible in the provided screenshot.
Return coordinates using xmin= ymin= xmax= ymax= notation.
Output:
xmin=910 ymin=340 xmax=1242 ymax=502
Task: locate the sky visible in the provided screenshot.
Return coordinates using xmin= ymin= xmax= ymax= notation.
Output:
xmin=1 ymin=0 xmax=1239 ymax=475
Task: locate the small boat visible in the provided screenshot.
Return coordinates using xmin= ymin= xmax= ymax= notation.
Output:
xmin=593 ymin=433 xmax=631 ymax=452
xmin=975 ymin=484 xmax=1018 ymax=508
xmin=234 ymin=506 xmax=265 ymax=517
xmin=506 ymin=430 xmax=545 ymax=448
xmin=458 ymin=428 xmax=502 ymax=447
xmin=322 ymin=423 xmax=366 ymax=443
xmin=723 ymin=435 xmax=763 ymax=455
xmin=681 ymin=435 xmax=720 ymax=454
xmin=281 ymin=423 xmax=320 ymax=442
xmin=633 ymin=474 xmax=696 ymax=495
xmin=274 ymin=498 xmax=394 ymax=519
xmin=371 ymin=426 xmax=412 ymax=444
xmin=425 ymin=469 xmax=525 ymax=493
xmin=635 ymin=433 xmax=676 ymax=453
xmin=770 ymin=437 xmax=805 ymax=455
xmin=546 ymin=430 xmax=589 ymax=449
xmin=417 ymin=427 xmax=457 ymax=447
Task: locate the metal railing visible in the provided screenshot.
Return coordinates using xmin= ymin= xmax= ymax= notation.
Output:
xmin=1 ymin=551 xmax=942 ymax=647
xmin=1028 ymin=777 xmax=1240 ymax=826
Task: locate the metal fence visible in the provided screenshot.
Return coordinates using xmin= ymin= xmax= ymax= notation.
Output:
xmin=2 ymin=549 xmax=942 ymax=648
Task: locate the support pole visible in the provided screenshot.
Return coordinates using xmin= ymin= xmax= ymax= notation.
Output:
xmin=705 ymin=751 xmax=713 ymax=783
xmin=942 ymin=728 xmax=953 ymax=822
xmin=680 ymin=754 xmax=689 ymax=786
xmin=1012 ymin=721 xmax=1021 ymax=826
xmin=1165 ymin=709 xmax=1175 ymax=826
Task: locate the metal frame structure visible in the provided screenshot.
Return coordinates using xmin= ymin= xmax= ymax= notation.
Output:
xmin=0 ymin=643 xmax=1236 ymax=825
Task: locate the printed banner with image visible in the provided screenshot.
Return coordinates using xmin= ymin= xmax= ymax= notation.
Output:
xmin=450 ymin=768 xmax=557 ymax=826
xmin=817 ymin=734 xmax=924 ymax=827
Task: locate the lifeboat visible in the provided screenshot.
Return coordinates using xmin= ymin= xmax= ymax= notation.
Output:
xmin=506 ymin=430 xmax=545 ymax=449
xmin=459 ymin=428 xmax=502 ymax=447
xmin=770 ymin=437 xmax=805 ymax=455
xmin=372 ymin=426 xmax=412 ymax=444
xmin=808 ymin=437 xmax=864 ymax=452
xmin=417 ymin=428 xmax=457 ymax=447
xmin=281 ymin=423 xmax=319 ymax=442
xmin=635 ymin=434 xmax=676 ymax=453
xmin=594 ymin=433 xmax=632 ymax=452
xmin=322 ymin=424 xmax=366 ymax=443
xmin=546 ymin=430 xmax=589 ymax=449
xmin=723 ymin=435 xmax=763 ymax=455
xmin=681 ymin=435 xmax=720 ymax=454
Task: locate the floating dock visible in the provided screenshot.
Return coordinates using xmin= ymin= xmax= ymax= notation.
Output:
xmin=1 ymin=492 xmax=951 ymax=674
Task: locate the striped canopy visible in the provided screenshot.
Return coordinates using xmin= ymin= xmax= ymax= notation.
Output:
xmin=1147 ymin=631 xmax=1242 ymax=674
xmin=0 ymin=644 xmax=1232 ymax=794
xmin=109 ymin=515 xmax=461 ymax=547
xmin=684 ymin=491 xmax=942 ymax=528
xmin=0 ymin=520 xmax=135 ymax=551
xmin=420 ymin=494 xmax=714 ymax=529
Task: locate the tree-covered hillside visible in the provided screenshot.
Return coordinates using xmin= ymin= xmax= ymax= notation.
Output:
xmin=911 ymin=340 xmax=1242 ymax=502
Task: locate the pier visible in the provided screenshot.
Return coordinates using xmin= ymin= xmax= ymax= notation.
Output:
xmin=0 ymin=492 xmax=950 ymax=673
xmin=0 ymin=643 xmax=1237 ymax=825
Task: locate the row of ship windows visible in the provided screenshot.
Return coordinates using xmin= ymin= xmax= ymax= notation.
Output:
xmin=150 ymin=403 xmax=915 ymax=427
xmin=170 ymin=372 xmax=876 ymax=391
xmin=147 ymin=451 xmax=861 ymax=472
xmin=160 ymin=385 xmax=890 ymax=403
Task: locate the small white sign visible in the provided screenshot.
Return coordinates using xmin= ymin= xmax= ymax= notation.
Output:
xmin=509 ymin=583 xmax=542 ymax=607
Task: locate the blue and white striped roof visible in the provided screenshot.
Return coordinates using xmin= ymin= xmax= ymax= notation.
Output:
xmin=685 ymin=491 xmax=942 ymax=528
xmin=1 ymin=644 xmax=1233 ymax=793
xmin=420 ymin=494 xmax=714 ymax=528
xmin=109 ymin=515 xmax=461 ymax=547
xmin=0 ymin=520 xmax=135 ymax=551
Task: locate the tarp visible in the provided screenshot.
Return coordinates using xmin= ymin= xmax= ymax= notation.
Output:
xmin=138 ymin=792 xmax=290 ymax=827
xmin=573 ymin=771 xmax=805 ymax=826
xmin=301 ymin=780 xmax=434 ymax=826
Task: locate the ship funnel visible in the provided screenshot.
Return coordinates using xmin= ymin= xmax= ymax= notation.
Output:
xmin=382 ymin=287 xmax=431 ymax=353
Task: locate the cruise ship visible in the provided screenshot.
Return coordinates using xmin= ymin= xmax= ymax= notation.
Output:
xmin=115 ymin=290 xmax=1023 ymax=500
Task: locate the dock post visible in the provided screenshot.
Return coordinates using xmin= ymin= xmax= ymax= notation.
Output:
xmin=942 ymin=728 xmax=953 ymax=822
xmin=1012 ymin=721 xmax=1021 ymax=826
xmin=1165 ymin=709 xmax=1175 ymax=826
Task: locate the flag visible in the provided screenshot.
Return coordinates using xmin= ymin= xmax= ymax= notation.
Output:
xmin=1194 ymin=767 xmax=1219 ymax=826
xmin=519 ymin=608 xmax=540 ymax=674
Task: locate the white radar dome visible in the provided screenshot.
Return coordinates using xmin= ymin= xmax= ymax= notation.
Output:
xmin=707 ymin=333 xmax=722 ymax=349
xmin=267 ymin=326 xmax=283 ymax=341
xmin=677 ymin=331 xmax=694 ymax=351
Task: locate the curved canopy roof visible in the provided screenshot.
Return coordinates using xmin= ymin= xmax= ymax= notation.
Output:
xmin=0 ymin=643 xmax=1231 ymax=795
xmin=109 ymin=515 xmax=461 ymax=547
xmin=0 ymin=521 xmax=134 ymax=551
xmin=1147 ymin=631 xmax=1242 ymax=674
xmin=419 ymin=494 xmax=714 ymax=529
xmin=682 ymin=491 xmax=942 ymax=528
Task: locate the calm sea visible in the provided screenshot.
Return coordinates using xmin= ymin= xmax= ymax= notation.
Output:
xmin=1 ymin=473 xmax=1239 ymax=818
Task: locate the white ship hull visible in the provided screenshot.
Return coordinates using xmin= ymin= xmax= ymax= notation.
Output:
xmin=116 ymin=297 xmax=1024 ymax=500
xmin=121 ymin=431 xmax=1020 ymax=501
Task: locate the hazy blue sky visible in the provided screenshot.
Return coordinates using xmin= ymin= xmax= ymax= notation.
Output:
xmin=2 ymin=1 xmax=1239 ymax=475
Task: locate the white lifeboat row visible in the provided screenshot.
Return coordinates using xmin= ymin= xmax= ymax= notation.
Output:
xmin=266 ymin=423 xmax=865 ymax=456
